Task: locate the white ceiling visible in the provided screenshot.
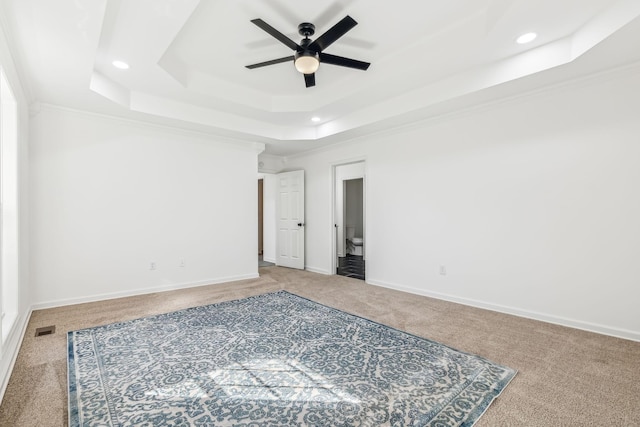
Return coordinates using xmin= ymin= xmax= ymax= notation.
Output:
xmin=2 ymin=0 xmax=640 ymax=156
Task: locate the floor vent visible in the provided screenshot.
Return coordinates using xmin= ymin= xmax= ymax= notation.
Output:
xmin=35 ymin=326 xmax=56 ymax=337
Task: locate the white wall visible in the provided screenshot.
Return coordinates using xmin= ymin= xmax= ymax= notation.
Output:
xmin=30 ymin=106 xmax=262 ymax=307
xmin=0 ymin=16 xmax=31 ymax=402
xmin=284 ymin=64 xmax=640 ymax=341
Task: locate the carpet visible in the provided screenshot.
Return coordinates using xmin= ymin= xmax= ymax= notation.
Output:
xmin=67 ymin=291 xmax=516 ymax=426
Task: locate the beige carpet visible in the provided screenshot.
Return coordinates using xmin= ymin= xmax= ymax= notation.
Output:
xmin=1 ymin=266 xmax=639 ymax=426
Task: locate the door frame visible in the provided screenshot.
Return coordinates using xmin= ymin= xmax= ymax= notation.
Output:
xmin=331 ymin=158 xmax=366 ymax=276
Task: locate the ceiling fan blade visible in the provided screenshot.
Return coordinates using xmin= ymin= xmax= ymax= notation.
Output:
xmin=250 ymin=19 xmax=300 ymax=51
xmin=304 ymin=73 xmax=316 ymax=88
xmin=319 ymin=52 xmax=370 ymax=70
xmin=309 ymin=15 xmax=357 ymax=52
xmin=246 ymin=56 xmax=294 ymax=69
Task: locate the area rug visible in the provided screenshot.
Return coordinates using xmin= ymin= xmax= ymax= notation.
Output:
xmin=68 ymin=291 xmax=516 ymax=426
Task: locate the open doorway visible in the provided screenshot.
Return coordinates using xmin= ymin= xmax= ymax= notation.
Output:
xmin=333 ymin=161 xmax=365 ymax=280
xmin=258 ymin=174 xmax=276 ymax=268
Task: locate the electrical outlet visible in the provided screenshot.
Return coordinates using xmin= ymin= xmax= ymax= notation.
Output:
xmin=150 ymin=262 xmax=157 ymax=271
xmin=439 ymin=265 xmax=447 ymax=276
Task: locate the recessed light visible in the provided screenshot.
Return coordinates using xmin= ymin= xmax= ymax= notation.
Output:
xmin=112 ymin=60 xmax=130 ymax=70
xmin=311 ymin=116 xmax=321 ymax=123
xmin=516 ymin=32 xmax=537 ymax=44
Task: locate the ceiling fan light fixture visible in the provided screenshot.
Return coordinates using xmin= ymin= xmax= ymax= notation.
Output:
xmin=294 ymin=52 xmax=320 ymax=74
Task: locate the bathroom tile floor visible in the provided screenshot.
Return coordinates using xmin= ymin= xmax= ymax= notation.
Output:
xmin=337 ymin=255 xmax=365 ymax=280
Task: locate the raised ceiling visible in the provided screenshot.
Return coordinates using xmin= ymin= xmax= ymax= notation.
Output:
xmin=2 ymin=0 xmax=640 ymax=156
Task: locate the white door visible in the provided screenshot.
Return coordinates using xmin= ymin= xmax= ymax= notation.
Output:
xmin=276 ymin=170 xmax=305 ymax=269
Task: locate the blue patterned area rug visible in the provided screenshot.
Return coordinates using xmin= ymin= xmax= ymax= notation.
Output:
xmin=68 ymin=291 xmax=516 ymax=426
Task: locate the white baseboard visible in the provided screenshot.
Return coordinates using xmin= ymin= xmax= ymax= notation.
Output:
xmin=31 ymin=273 xmax=260 ymax=311
xmin=305 ymin=266 xmax=331 ymax=275
xmin=263 ymin=257 xmax=276 ymax=263
xmin=367 ymin=279 xmax=640 ymax=343
xmin=0 ymin=308 xmax=32 ymax=404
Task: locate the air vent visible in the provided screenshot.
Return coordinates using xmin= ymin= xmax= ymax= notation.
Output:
xmin=35 ymin=326 xmax=56 ymax=337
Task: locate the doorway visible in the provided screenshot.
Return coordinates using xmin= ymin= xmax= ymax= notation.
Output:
xmin=258 ymin=174 xmax=275 ymax=267
xmin=257 ymin=176 xmax=275 ymax=267
xmin=258 ymin=171 xmax=305 ymax=269
xmin=333 ymin=161 xmax=365 ymax=280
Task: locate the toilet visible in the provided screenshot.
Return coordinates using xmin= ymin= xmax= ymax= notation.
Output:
xmin=346 ymin=227 xmax=364 ymax=256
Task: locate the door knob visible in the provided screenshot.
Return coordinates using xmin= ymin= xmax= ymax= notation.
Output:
xmin=298 ymin=222 xmax=305 ymax=227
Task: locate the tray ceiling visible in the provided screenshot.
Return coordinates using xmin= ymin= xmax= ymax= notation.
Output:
xmin=3 ymin=0 xmax=640 ymax=155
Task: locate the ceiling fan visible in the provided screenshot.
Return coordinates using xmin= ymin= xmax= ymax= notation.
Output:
xmin=245 ymin=15 xmax=370 ymax=88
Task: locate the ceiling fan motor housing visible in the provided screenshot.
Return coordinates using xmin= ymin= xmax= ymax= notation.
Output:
xmin=298 ymin=22 xmax=315 ymax=37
